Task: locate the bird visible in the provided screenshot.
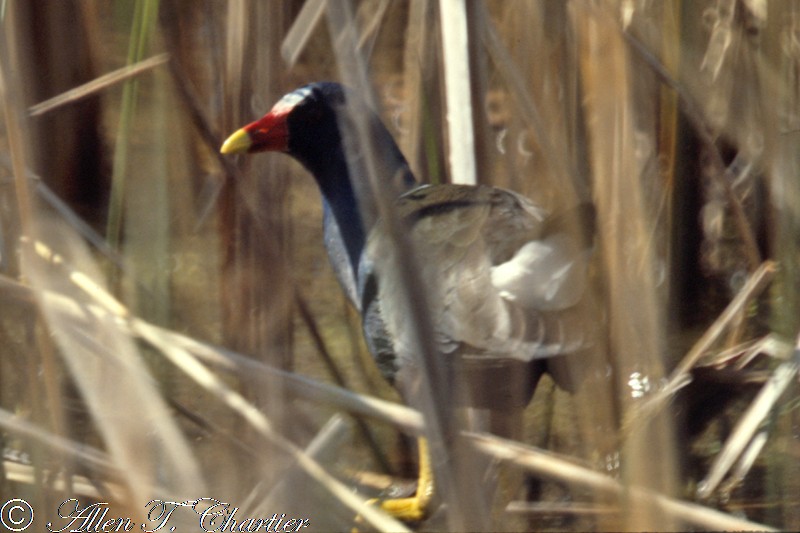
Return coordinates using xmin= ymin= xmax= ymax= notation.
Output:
xmin=221 ymin=81 xmax=593 ymax=523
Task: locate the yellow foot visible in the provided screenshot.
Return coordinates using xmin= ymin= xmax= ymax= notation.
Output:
xmin=353 ymin=438 xmax=434 ymax=530
xmin=352 ymin=494 xmax=426 ymax=533
xmin=369 ymin=493 xmax=426 ymax=522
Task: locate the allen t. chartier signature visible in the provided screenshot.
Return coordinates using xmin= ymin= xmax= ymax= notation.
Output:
xmin=45 ymin=497 xmax=310 ymax=532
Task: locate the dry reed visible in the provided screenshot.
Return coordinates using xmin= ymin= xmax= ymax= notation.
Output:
xmin=0 ymin=1 xmax=796 ymax=531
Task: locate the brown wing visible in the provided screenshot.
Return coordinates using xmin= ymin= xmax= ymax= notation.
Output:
xmin=369 ymin=184 xmax=587 ymax=362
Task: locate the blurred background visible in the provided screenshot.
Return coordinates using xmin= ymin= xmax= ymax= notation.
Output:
xmin=0 ymin=0 xmax=797 ymax=531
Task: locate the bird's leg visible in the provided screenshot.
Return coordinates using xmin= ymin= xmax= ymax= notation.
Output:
xmin=354 ymin=438 xmax=434 ymax=530
xmin=372 ymin=437 xmax=434 ymax=521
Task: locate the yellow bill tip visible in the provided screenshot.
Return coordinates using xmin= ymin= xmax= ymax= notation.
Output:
xmin=220 ymin=128 xmax=252 ymax=154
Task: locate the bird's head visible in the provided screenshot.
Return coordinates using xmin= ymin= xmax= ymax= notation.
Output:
xmin=221 ymin=82 xmax=347 ymax=173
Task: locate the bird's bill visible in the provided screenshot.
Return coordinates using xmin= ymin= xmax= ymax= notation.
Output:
xmin=219 ymin=128 xmax=252 ymax=154
xmin=220 ymin=111 xmax=289 ymax=154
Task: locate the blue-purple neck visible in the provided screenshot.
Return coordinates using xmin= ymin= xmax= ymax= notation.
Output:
xmin=300 ymin=144 xmax=416 ymax=283
xmin=319 ymin=165 xmax=367 ymax=273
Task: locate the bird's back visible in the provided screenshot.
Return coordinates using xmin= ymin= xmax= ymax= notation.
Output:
xmin=362 ymin=183 xmax=592 ymax=406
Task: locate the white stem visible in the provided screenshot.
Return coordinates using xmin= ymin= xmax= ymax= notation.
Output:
xmin=439 ymin=0 xmax=477 ymax=184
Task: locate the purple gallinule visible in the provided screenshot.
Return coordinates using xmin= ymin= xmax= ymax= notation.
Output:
xmin=222 ymin=82 xmax=592 ymax=522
